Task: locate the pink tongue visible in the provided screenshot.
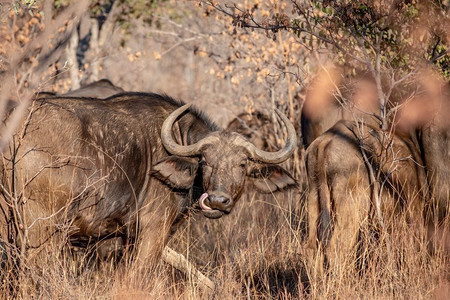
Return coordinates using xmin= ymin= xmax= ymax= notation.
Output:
xmin=199 ymin=193 xmax=212 ymax=211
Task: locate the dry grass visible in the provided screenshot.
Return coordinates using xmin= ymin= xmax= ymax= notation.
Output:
xmin=0 ymin=168 xmax=448 ymax=299
xmin=0 ymin=1 xmax=448 ymax=298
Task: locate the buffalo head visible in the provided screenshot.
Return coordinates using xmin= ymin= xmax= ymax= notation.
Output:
xmin=153 ymin=104 xmax=297 ymax=219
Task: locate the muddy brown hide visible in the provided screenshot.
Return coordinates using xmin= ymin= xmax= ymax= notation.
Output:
xmin=0 ymin=92 xmax=297 ymax=269
xmin=32 ymin=79 xmax=126 ymax=260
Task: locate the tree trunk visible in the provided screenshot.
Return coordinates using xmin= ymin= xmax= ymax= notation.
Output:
xmin=89 ymin=18 xmax=100 ymax=82
xmin=67 ymin=29 xmax=80 ymax=90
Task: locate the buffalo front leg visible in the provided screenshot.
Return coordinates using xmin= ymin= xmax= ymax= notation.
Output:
xmin=134 ymin=205 xmax=177 ymax=272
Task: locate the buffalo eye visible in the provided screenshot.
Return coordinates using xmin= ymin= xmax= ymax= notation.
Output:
xmin=202 ymin=161 xmax=212 ymax=179
xmin=200 ymin=158 xmax=208 ymax=167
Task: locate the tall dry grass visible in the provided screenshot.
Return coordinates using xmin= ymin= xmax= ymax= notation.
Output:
xmin=0 ymin=161 xmax=448 ymax=299
xmin=0 ymin=1 xmax=448 ymax=298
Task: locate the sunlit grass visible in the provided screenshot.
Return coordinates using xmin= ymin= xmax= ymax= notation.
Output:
xmin=0 ymin=162 xmax=448 ymax=299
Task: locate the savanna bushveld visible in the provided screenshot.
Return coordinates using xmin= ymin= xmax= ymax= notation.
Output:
xmin=0 ymin=1 xmax=449 ymax=299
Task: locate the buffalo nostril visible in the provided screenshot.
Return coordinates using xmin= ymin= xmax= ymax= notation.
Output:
xmin=221 ymin=197 xmax=231 ymax=205
xmin=211 ymin=195 xmax=231 ymax=206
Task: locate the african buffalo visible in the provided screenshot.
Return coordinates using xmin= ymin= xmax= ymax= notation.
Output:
xmin=62 ymin=79 xmax=124 ymax=98
xmin=305 ymin=118 xmax=426 ymax=275
xmin=35 ymin=79 xmax=124 ymax=100
xmin=0 ymin=92 xmax=297 ymax=271
xmin=305 ymin=80 xmax=449 ymax=275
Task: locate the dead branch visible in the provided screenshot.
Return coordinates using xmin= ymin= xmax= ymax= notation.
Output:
xmin=162 ymin=246 xmax=215 ymax=291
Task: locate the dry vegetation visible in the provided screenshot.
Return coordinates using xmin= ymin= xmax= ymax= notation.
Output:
xmin=0 ymin=0 xmax=449 ymax=299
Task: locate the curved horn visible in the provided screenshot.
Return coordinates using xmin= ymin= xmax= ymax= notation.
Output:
xmin=161 ymin=104 xmax=217 ymax=156
xmin=239 ymin=108 xmax=297 ymax=164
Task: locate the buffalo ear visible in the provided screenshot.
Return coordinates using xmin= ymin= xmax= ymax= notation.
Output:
xmin=151 ymin=156 xmax=198 ymax=189
xmin=249 ymin=164 xmax=297 ymax=193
